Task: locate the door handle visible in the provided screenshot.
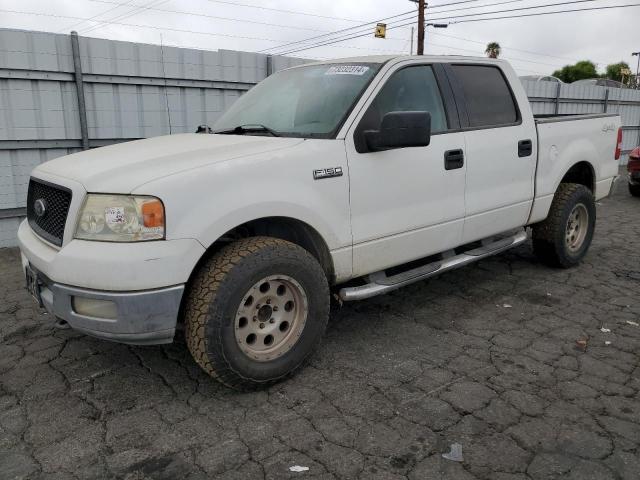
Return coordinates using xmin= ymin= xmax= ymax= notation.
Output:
xmin=444 ymin=149 xmax=464 ymax=170
xmin=518 ymin=139 xmax=533 ymax=157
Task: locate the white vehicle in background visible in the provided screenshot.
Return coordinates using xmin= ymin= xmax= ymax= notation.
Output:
xmin=19 ymin=55 xmax=621 ymax=390
xmin=519 ymin=74 xmax=563 ymax=83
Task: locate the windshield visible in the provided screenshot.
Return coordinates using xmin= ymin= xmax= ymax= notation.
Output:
xmin=213 ymin=63 xmax=381 ymax=138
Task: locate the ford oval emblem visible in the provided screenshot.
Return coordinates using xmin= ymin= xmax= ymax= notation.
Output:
xmin=34 ymin=198 xmax=47 ymax=218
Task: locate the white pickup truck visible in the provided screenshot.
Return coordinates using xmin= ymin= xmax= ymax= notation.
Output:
xmin=18 ymin=55 xmax=621 ymax=390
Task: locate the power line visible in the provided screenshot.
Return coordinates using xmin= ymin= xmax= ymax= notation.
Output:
xmin=276 ymin=1 xmax=638 ymax=56
xmin=428 ymin=0 xmax=518 ymax=8
xmin=84 ymin=0 xmax=332 ymax=34
xmin=79 ymin=0 xmax=502 ymax=41
xmin=427 ymin=30 xmax=601 ymax=64
xmin=422 ymin=0 xmax=599 ymax=20
xmin=446 ymin=2 xmax=640 ymax=22
xmin=264 ymin=0 xmax=603 ymax=59
xmin=63 ymin=0 xmax=593 ymax=65
xmin=202 ymin=0 xmax=511 ymax=21
xmin=260 ymin=0 xmax=524 ymax=54
xmin=5 ymin=2 xmax=635 ymax=71
xmin=429 ymin=0 xmax=528 ymax=15
xmin=261 ymin=10 xmax=419 ymax=54
xmin=82 ymin=0 xmax=170 ymax=34
xmin=0 ymin=7 xmax=404 ymax=56
xmin=436 ymin=42 xmax=568 ymax=66
xmin=0 ymin=8 xmax=297 ymax=42
xmin=385 ymin=1 xmax=640 ymax=26
xmin=204 ymin=0 xmax=362 ymax=23
xmin=79 ymin=1 xmax=155 ymax=34
xmin=397 ymin=33 xmax=579 ymax=68
xmin=57 ymin=0 xmax=136 ymax=33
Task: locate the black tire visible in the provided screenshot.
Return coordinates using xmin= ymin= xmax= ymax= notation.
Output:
xmin=630 ymin=182 xmax=640 ymax=197
xmin=183 ymin=236 xmax=329 ymax=390
xmin=532 ymin=183 xmax=596 ymax=268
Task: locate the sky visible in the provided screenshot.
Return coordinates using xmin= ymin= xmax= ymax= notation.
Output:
xmin=0 ymin=0 xmax=638 ymax=77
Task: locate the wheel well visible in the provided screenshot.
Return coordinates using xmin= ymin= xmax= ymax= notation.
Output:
xmin=560 ymin=161 xmax=595 ymax=192
xmin=200 ymin=217 xmax=334 ymax=282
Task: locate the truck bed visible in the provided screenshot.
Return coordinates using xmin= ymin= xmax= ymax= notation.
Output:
xmin=527 ymin=112 xmax=621 ymax=225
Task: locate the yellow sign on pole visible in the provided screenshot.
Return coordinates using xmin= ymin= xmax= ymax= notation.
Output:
xmin=621 ymin=68 xmax=631 ymax=75
xmin=375 ymin=23 xmax=387 ymax=39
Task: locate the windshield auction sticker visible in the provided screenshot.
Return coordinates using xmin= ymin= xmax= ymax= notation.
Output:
xmin=325 ymin=65 xmax=370 ymax=76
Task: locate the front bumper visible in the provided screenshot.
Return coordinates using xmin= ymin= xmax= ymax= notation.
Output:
xmin=18 ymin=219 xmax=206 ymax=345
xmin=629 ymin=171 xmax=640 ymax=186
xmin=26 ymin=262 xmax=183 ymax=344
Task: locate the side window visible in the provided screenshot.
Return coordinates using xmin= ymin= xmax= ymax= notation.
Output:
xmin=359 ymin=65 xmax=449 ymax=135
xmin=451 ymin=65 xmax=519 ymax=127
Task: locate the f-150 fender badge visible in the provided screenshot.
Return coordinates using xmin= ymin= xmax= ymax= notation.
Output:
xmin=313 ymin=167 xmax=343 ymax=180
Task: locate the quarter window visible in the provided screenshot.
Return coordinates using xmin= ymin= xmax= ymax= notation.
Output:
xmin=359 ymin=65 xmax=449 ymax=135
xmin=451 ymin=65 xmax=518 ymax=127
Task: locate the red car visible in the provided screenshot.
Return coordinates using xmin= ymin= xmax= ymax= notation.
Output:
xmin=629 ymin=147 xmax=640 ymax=197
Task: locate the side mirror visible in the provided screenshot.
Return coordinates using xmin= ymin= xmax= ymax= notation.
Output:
xmin=364 ymin=111 xmax=431 ymax=151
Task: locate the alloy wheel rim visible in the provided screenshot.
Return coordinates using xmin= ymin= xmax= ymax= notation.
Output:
xmin=565 ymin=204 xmax=589 ymax=252
xmin=234 ymin=275 xmax=308 ymax=362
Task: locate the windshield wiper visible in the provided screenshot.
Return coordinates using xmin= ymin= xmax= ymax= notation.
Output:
xmin=214 ymin=124 xmax=281 ymax=137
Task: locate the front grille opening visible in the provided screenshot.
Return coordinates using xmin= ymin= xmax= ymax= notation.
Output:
xmin=26 ymin=179 xmax=72 ymax=247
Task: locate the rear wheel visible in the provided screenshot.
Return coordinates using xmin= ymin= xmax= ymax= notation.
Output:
xmin=532 ymin=183 xmax=596 ymax=268
xmin=630 ymin=182 xmax=640 ymax=197
xmin=183 ymin=237 xmax=329 ymax=390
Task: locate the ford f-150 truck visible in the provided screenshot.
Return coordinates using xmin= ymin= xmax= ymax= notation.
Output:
xmin=18 ymin=56 xmax=622 ymax=390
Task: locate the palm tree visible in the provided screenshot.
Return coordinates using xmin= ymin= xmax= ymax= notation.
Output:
xmin=485 ymin=42 xmax=501 ymax=59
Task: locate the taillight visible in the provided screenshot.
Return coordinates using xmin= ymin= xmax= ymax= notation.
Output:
xmin=629 ymin=147 xmax=640 ymax=173
xmin=615 ymin=127 xmax=623 ymax=160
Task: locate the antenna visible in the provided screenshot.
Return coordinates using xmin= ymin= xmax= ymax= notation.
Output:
xmin=160 ymin=34 xmax=173 ymax=134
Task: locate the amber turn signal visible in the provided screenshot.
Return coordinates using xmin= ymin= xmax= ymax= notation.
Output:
xmin=142 ymin=199 xmax=164 ymax=228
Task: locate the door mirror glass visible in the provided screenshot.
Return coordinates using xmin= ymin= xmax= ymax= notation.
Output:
xmin=365 ymin=111 xmax=431 ymax=151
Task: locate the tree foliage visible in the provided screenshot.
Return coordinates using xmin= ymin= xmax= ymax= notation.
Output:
xmin=551 ymin=61 xmax=598 ymax=83
xmin=604 ymin=62 xmax=630 ymax=82
xmin=485 ymin=42 xmax=501 ymax=59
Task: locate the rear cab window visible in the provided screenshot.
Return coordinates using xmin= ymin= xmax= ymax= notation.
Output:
xmin=449 ymin=64 xmax=520 ymax=128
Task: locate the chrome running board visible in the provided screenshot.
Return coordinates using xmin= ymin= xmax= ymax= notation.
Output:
xmin=339 ymin=229 xmax=528 ymax=301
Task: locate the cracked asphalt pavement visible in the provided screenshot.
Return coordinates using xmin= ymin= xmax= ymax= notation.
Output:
xmin=1 ymin=182 xmax=639 ymax=480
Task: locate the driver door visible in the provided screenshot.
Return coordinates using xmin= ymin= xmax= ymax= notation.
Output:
xmin=345 ymin=63 xmax=467 ymax=277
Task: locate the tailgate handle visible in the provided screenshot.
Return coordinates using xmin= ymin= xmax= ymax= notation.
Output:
xmin=518 ymin=139 xmax=533 ymax=157
xmin=444 ymin=149 xmax=464 ymax=170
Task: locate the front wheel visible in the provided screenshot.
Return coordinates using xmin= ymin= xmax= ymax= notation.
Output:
xmin=630 ymin=182 xmax=640 ymax=197
xmin=183 ymin=237 xmax=329 ymax=391
xmin=532 ymin=183 xmax=596 ymax=268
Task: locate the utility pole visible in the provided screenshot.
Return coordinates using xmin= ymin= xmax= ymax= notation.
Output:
xmin=633 ymin=52 xmax=640 ymax=89
xmin=417 ymin=0 xmax=425 ymax=55
xmin=410 ymin=1 xmax=447 ymax=55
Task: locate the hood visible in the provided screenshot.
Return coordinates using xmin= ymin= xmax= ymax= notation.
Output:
xmin=34 ymin=133 xmax=304 ymax=192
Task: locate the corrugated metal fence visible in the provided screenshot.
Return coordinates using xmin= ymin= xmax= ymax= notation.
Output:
xmin=521 ymin=79 xmax=640 ymax=158
xmin=1 ymin=28 xmax=639 ymax=247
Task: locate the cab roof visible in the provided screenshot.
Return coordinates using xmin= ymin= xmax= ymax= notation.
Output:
xmin=299 ymin=54 xmax=506 ymax=67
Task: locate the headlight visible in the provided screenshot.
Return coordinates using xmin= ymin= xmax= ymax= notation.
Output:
xmin=75 ymin=194 xmax=165 ymax=242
